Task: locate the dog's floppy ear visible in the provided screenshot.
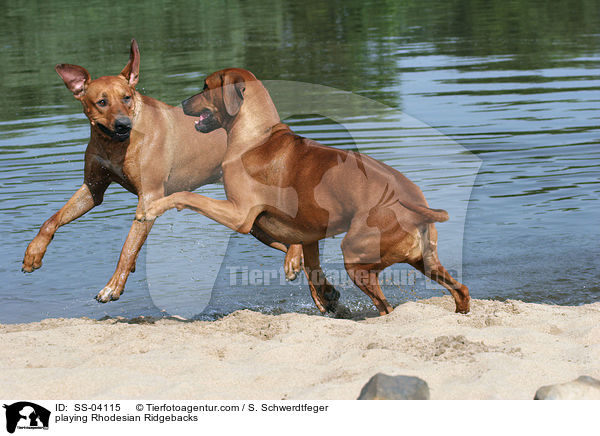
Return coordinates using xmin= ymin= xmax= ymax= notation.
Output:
xmin=120 ymin=38 xmax=140 ymax=87
xmin=223 ymin=72 xmax=245 ymax=117
xmin=55 ymin=64 xmax=91 ymax=100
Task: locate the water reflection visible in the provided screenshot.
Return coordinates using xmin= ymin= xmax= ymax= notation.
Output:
xmin=0 ymin=0 xmax=598 ymax=322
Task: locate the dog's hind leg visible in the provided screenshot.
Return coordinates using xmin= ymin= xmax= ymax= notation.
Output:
xmin=410 ymin=224 xmax=470 ymax=313
xmin=302 ymin=242 xmax=340 ymax=313
xmin=341 ymin=217 xmax=394 ymax=316
xmin=344 ymin=265 xmax=392 ymax=316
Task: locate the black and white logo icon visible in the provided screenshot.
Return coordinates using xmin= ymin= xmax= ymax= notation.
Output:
xmin=3 ymin=402 xmax=50 ymax=433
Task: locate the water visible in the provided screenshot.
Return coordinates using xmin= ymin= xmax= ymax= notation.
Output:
xmin=1 ymin=0 xmax=598 ymax=323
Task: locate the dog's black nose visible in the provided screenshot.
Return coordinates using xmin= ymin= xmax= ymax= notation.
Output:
xmin=114 ymin=117 xmax=132 ymax=134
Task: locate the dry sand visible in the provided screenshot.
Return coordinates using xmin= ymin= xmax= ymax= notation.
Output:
xmin=1 ymin=297 xmax=598 ymax=400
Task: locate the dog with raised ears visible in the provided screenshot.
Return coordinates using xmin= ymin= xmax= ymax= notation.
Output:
xmin=142 ymin=68 xmax=471 ymax=315
xmin=22 ymin=43 xmax=303 ymax=303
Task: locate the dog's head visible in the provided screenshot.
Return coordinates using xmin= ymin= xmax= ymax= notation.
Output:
xmin=55 ymin=39 xmax=140 ymax=142
xmin=181 ymin=68 xmax=257 ymax=133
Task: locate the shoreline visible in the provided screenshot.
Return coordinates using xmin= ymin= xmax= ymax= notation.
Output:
xmin=1 ymin=296 xmax=599 ymax=400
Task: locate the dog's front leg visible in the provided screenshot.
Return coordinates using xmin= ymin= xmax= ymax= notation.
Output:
xmin=22 ymin=183 xmax=103 ymax=273
xmin=140 ymin=192 xmax=258 ymax=235
xmin=95 ymin=193 xmax=160 ymax=303
xmin=95 ymin=218 xmax=154 ymax=303
xmin=250 ymin=227 xmax=303 ymax=281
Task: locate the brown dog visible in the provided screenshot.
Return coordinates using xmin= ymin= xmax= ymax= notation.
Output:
xmin=142 ymin=68 xmax=470 ymax=315
xmin=22 ymin=43 xmax=302 ymax=303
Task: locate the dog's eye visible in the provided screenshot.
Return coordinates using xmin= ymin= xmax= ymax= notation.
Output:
xmin=96 ymin=99 xmax=108 ymax=107
xmin=123 ymin=95 xmax=131 ymax=103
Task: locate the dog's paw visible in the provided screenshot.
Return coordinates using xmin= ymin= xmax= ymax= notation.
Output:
xmin=21 ymin=262 xmax=41 ymax=273
xmin=285 ymin=269 xmax=298 ymax=281
xmin=323 ymin=287 xmax=340 ymax=313
xmin=95 ymin=286 xmax=122 ymax=303
xmin=22 ymin=238 xmax=48 ymax=272
xmin=455 ymin=295 xmax=471 ymax=314
xmin=134 ymin=211 xmax=153 ymax=222
xmin=332 ymin=304 xmax=352 ymax=319
xmin=284 ymin=244 xmax=303 ymax=281
xmin=137 ymin=198 xmax=173 ymax=222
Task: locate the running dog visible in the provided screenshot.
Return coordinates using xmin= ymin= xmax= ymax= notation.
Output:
xmin=22 ymin=44 xmax=302 ymax=302
xmin=141 ymin=68 xmax=470 ymax=315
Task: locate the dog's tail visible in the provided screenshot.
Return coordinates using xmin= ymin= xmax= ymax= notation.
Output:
xmin=399 ymin=201 xmax=449 ymax=223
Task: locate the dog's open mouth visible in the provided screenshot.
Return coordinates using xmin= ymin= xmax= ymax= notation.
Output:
xmin=194 ymin=109 xmax=211 ymax=125
xmin=97 ymin=123 xmax=130 ymax=142
xmin=193 ymin=108 xmax=220 ymax=133
xmin=113 ymin=131 xmax=130 ymax=141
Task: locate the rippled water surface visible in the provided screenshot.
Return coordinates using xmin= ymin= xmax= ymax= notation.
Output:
xmin=1 ymin=0 xmax=598 ymax=323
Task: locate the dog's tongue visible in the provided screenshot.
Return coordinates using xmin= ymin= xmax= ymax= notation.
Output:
xmin=196 ymin=112 xmax=209 ymax=123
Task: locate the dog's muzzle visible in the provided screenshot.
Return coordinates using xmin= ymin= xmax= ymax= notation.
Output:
xmin=181 ymin=95 xmax=199 ymax=116
xmin=182 ymin=94 xmax=221 ymax=133
xmin=97 ymin=117 xmax=132 ymax=141
xmin=113 ymin=117 xmax=132 ymax=141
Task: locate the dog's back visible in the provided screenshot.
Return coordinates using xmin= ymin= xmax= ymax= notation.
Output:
xmin=242 ymin=123 xmax=446 ymax=227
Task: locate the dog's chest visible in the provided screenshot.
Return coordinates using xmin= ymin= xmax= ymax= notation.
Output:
xmin=254 ymin=213 xmax=319 ymax=245
xmin=95 ymin=148 xmax=139 ymax=193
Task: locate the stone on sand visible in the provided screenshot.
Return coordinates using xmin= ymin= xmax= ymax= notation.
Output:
xmin=534 ymin=376 xmax=600 ymax=400
xmin=357 ymin=373 xmax=430 ymax=400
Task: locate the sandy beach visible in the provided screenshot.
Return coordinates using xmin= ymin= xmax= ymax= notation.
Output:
xmin=1 ymin=296 xmax=598 ymax=400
